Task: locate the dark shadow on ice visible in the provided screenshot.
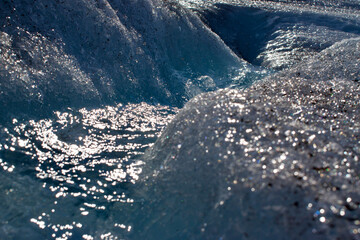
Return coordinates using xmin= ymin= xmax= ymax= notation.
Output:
xmin=198 ymin=3 xmax=360 ymax=69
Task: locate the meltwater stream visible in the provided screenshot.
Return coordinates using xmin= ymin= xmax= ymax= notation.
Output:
xmin=0 ymin=0 xmax=360 ymax=239
xmin=0 ymin=103 xmax=178 ymax=239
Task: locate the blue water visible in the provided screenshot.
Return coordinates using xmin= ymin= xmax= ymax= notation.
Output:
xmin=0 ymin=0 xmax=359 ymax=239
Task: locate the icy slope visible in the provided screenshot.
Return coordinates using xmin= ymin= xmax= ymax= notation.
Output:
xmin=137 ymin=37 xmax=360 ymax=239
xmin=0 ymin=0 xmax=359 ymax=239
xmin=195 ymin=1 xmax=360 ymax=70
xmin=1 ymin=0 xmax=358 ymax=122
xmin=0 ymin=0 xmax=261 ymax=122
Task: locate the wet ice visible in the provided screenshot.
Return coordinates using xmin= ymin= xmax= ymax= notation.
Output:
xmin=0 ymin=0 xmax=359 ymax=239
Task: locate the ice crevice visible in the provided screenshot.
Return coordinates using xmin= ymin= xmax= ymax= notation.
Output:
xmin=195 ymin=2 xmax=360 ymax=70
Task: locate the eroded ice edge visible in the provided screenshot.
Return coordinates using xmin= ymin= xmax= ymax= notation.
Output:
xmin=0 ymin=0 xmax=359 ymax=239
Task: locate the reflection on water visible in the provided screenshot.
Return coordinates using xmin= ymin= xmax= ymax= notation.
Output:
xmin=0 ymin=103 xmax=177 ymax=239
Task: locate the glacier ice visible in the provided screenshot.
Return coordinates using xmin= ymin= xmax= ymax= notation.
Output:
xmin=197 ymin=2 xmax=360 ymax=70
xmin=1 ymin=0 xmax=358 ymax=122
xmin=0 ymin=0 xmax=263 ymax=122
xmin=274 ymin=37 xmax=360 ymax=82
xmin=136 ymin=37 xmax=360 ymax=239
xmin=0 ymin=0 xmax=359 ymax=239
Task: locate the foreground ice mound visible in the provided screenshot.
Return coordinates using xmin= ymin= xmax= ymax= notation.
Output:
xmin=136 ymin=38 xmax=360 ymax=239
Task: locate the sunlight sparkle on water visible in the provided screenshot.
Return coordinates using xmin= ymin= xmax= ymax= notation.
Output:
xmin=0 ymin=103 xmax=177 ymax=239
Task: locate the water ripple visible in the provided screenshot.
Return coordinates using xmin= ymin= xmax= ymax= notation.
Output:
xmin=0 ymin=102 xmax=177 ymax=239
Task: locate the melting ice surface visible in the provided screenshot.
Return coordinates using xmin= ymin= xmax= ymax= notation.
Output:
xmin=0 ymin=0 xmax=360 ymax=239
